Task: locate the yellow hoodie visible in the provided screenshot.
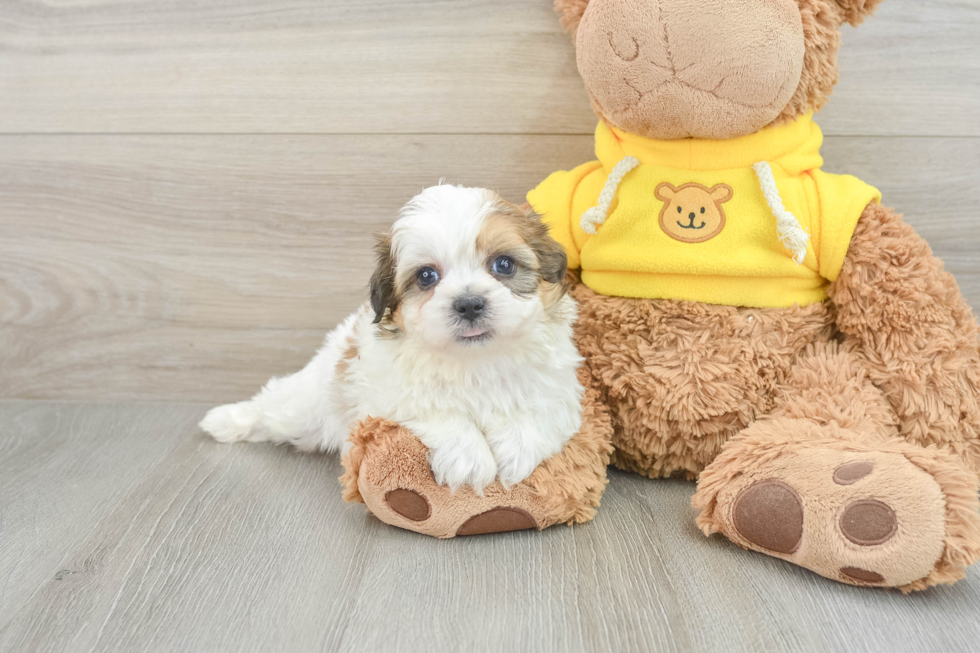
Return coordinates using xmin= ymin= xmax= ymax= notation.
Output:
xmin=527 ymin=114 xmax=880 ymax=308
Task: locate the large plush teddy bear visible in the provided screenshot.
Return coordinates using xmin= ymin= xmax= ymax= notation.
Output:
xmin=342 ymin=0 xmax=980 ymax=592
xmin=522 ymin=0 xmax=980 ymax=591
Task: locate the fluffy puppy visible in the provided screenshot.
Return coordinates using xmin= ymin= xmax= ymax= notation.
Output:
xmin=200 ymin=184 xmax=583 ymax=492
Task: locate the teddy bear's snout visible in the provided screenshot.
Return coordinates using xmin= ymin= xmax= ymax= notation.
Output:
xmin=576 ymin=0 xmax=806 ymax=140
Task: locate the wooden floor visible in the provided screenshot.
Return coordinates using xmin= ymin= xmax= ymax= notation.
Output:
xmin=2 ymin=0 xmax=980 ymax=651
xmin=1 ymin=400 xmax=979 ymax=653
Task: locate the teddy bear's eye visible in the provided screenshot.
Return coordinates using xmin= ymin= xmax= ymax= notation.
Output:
xmin=701 ymin=207 xmax=706 ymax=214
xmin=677 ymin=206 xmax=682 ymax=214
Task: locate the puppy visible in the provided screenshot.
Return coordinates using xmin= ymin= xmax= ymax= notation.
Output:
xmin=200 ymin=184 xmax=583 ymax=492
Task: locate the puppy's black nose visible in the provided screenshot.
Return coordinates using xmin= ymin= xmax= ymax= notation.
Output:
xmin=453 ymin=295 xmax=486 ymax=322
xmin=689 ymin=212 xmax=696 ymax=220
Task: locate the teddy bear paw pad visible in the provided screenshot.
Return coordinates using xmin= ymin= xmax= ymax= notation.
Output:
xmin=839 ymin=499 xmax=897 ymax=546
xmin=385 ymin=489 xmax=431 ymax=522
xmin=713 ymin=447 xmax=950 ymax=588
xmin=840 ymin=567 xmax=885 ymax=583
xmin=456 ymin=507 xmax=537 ymax=536
xmin=732 ymin=479 xmax=803 ymax=554
xmin=833 ymin=461 xmax=874 ymax=485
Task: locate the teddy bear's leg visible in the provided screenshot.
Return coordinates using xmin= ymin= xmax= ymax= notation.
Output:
xmin=693 ymin=341 xmax=980 ymax=591
xmin=830 ymin=202 xmax=980 ymax=476
xmin=338 ymin=367 xmax=614 ymax=538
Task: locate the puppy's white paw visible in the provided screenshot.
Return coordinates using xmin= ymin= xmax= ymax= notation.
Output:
xmin=428 ymin=437 xmax=498 ymax=495
xmin=488 ymin=423 xmax=559 ymax=489
xmin=496 ymin=451 xmax=541 ymax=489
xmin=200 ymin=402 xmax=260 ymax=443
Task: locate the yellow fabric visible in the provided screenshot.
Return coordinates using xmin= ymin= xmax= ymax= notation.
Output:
xmin=527 ymin=114 xmax=881 ymax=308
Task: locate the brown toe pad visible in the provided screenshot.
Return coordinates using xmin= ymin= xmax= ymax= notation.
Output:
xmin=840 ymin=567 xmax=885 ymax=583
xmin=385 ymin=489 xmax=431 ymax=522
xmin=456 ymin=507 xmax=536 ymax=536
xmin=833 ymin=461 xmax=874 ymax=485
xmin=733 ymin=479 xmax=804 ymax=554
xmin=839 ymin=500 xmax=897 ymax=546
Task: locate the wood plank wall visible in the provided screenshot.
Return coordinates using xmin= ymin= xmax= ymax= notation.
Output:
xmin=1 ymin=0 xmax=978 ymax=402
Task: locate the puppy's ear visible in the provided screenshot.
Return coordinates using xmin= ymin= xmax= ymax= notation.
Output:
xmin=524 ymin=208 xmax=568 ymax=285
xmin=369 ymin=233 xmax=398 ymax=324
xmin=832 ymin=0 xmax=884 ymax=26
xmin=539 ymin=242 xmax=568 ymax=285
xmin=554 ymin=0 xmax=591 ymax=37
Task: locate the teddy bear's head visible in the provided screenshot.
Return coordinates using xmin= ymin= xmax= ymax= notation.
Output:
xmin=555 ymin=0 xmax=883 ymax=140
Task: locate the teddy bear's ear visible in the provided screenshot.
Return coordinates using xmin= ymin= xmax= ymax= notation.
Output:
xmin=554 ymin=0 xmax=591 ymax=37
xmin=710 ymin=184 xmax=734 ymax=203
xmin=655 ymin=183 xmax=677 ymax=202
xmin=832 ymin=0 xmax=885 ymax=27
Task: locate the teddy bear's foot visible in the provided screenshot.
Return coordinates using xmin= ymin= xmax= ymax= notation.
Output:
xmin=340 ymin=421 xmax=547 ymax=537
xmin=339 ymin=419 xmax=609 ymax=538
xmin=693 ymin=418 xmax=980 ymax=591
xmin=338 ymin=369 xmax=614 ymax=538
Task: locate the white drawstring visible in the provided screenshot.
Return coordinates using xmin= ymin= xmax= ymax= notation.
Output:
xmin=753 ymin=161 xmax=810 ymax=265
xmin=579 ymin=156 xmax=640 ymax=234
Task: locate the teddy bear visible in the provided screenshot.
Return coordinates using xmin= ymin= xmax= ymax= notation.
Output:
xmin=518 ymin=0 xmax=980 ymax=591
xmin=341 ymin=0 xmax=980 ymax=592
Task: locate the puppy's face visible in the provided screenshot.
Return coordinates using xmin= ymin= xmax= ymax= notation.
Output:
xmin=370 ymin=185 xmax=568 ymax=351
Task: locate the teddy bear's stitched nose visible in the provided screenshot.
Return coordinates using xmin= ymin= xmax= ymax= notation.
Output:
xmin=689 ymin=212 xmax=696 ymax=220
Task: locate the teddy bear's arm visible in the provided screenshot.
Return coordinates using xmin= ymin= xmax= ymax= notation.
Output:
xmin=527 ymin=161 xmax=606 ymax=270
xmin=829 ymin=201 xmax=980 ymax=472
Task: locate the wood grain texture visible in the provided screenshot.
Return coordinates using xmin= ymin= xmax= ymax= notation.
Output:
xmin=1 ymin=400 xmax=979 ymax=653
xmin=2 ymin=134 xmax=978 ymax=402
xmin=0 ymin=0 xmax=977 ymax=136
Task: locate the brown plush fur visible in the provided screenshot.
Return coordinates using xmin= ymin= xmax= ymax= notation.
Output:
xmin=830 ymin=203 xmax=980 ymax=476
xmin=575 ymin=201 xmax=980 ymax=587
xmin=570 ymin=269 xmax=835 ymax=479
xmin=554 ymin=0 xmax=591 ymax=35
xmin=340 ymin=367 xmax=615 ymax=537
xmin=693 ymin=421 xmax=980 ymax=592
xmin=835 ymin=0 xmax=886 ymax=27
xmin=691 ymin=340 xmax=980 ymax=591
xmin=547 ymin=0 xmax=980 ymax=589
xmin=773 ymin=0 xmax=886 ymax=125
xmin=772 ymin=0 xmax=845 ymax=127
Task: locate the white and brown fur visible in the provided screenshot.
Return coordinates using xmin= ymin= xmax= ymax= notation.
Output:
xmin=200 ymin=185 xmax=584 ymax=492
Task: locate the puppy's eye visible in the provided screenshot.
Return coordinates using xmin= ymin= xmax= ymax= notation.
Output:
xmin=491 ymin=255 xmax=516 ymax=277
xmin=416 ymin=266 xmax=439 ymax=288
xmin=701 ymin=207 xmax=706 ymax=214
xmin=677 ymin=206 xmax=682 ymax=214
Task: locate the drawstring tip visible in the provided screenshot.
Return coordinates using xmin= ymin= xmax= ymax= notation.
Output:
xmin=578 ymin=156 xmax=640 ymax=235
xmin=755 ymin=160 xmax=810 ymax=266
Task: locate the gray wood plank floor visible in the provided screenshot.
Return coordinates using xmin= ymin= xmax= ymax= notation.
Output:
xmin=1 ymin=400 xmax=979 ymax=653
